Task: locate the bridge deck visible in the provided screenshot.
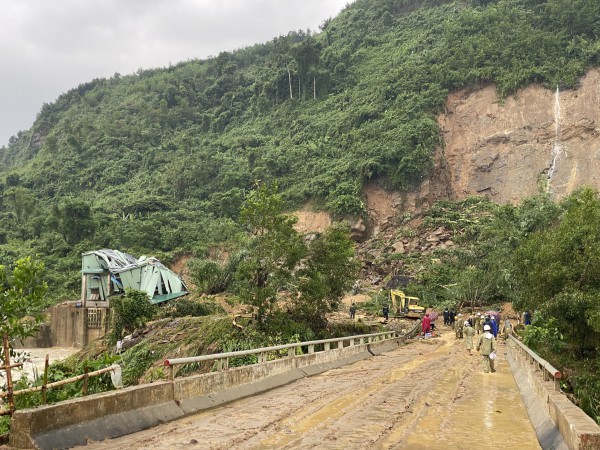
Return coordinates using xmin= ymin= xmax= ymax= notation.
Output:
xmin=81 ymin=330 xmax=540 ymax=449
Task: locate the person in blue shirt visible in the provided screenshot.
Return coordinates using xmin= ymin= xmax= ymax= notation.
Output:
xmin=490 ymin=316 xmax=499 ymax=338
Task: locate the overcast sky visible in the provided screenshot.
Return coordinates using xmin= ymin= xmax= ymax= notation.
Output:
xmin=0 ymin=0 xmax=352 ymax=147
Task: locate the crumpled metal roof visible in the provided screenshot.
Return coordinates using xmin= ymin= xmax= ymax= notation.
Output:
xmin=84 ymin=249 xmax=139 ymax=272
xmin=82 ymin=249 xmax=187 ymax=303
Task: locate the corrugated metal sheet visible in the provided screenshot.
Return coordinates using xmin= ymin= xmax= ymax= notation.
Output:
xmin=81 ymin=249 xmax=187 ymax=304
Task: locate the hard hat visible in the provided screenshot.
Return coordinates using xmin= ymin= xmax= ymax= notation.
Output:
xmin=484 ymin=325 xmax=491 ymax=331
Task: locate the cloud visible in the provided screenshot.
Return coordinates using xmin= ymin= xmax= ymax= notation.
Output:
xmin=0 ymin=0 xmax=351 ymax=146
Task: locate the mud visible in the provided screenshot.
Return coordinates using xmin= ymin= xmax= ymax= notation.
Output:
xmin=79 ymin=329 xmax=539 ymax=449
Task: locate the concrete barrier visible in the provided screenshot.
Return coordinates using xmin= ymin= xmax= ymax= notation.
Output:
xmin=9 ymin=382 xmax=180 ymax=449
xmin=507 ymin=338 xmax=600 ymax=450
xmin=10 ymin=336 xmax=406 ymax=449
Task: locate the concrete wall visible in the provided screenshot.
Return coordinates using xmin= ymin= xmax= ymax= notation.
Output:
xmin=9 ymin=336 xmax=405 ymax=449
xmin=507 ymin=339 xmax=600 ymax=450
xmin=15 ymin=304 xmax=109 ymax=349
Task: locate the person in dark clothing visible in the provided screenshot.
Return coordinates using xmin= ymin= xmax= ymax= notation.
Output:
xmin=443 ymin=308 xmax=449 ymax=325
xmin=490 ymin=316 xmax=499 ymax=338
xmin=524 ymin=310 xmax=532 ymax=325
xmin=349 ymin=303 xmax=356 ymax=320
xmin=483 ymin=315 xmax=492 ymax=332
xmin=450 ymin=309 xmax=456 ymax=326
xmin=382 ymin=304 xmax=389 ymax=321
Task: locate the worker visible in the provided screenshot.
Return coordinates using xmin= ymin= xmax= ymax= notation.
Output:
xmin=501 ymin=317 xmax=513 ymax=339
xmin=483 ymin=314 xmax=492 ymax=331
xmin=476 ymin=324 xmax=497 ymax=373
xmin=490 ymin=316 xmax=499 ymax=338
xmin=474 ymin=312 xmax=482 ymax=334
xmin=422 ymin=313 xmax=431 ymax=335
xmin=450 ymin=308 xmax=456 ymax=326
xmin=443 ymin=308 xmax=449 ymax=325
xmin=349 ymin=303 xmax=356 ymax=320
xmin=464 ymin=320 xmax=475 ymax=355
xmin=455 ymin=313 xmax=464 ymax=339
xmin=382 ymin=304 xmax=389 ymax=321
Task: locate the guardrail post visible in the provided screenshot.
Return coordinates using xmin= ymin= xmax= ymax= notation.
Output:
xmin=169 ymin=364 xmax=174 ymax=381
xmin=42 ymin=354 xmax=49 ymax=405
xmin=217 ymin=359 xmax=223 ymax=372
xmin=83 ymin=367 xmax=89 ymax=396
xmin=324 ymin=342 xmax=330 ymax=351
xmin=349 ymin=339 xmax=355 ymax=347
xmin=288 ymin=348 xmax=295 ymax=358
xmin=308 ymin=345 xmax=314 ymax=354
xmin=338 ymin=341 xmax=343 ymax=349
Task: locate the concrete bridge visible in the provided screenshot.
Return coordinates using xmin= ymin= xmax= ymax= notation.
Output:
xmin=8 ymin=326 xmax=600 ymax=449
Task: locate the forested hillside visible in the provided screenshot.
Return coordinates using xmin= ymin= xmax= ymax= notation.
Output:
xmin=1 ymin=0 xmax=599 ymax=300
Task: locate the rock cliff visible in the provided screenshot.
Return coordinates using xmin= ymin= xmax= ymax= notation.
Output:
xmin=415 ymin=68 xmax=600 ymax=208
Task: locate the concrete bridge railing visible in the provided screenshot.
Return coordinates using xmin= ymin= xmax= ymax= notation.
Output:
xmin=164 ymin=330 xmax=398 ymax=377
xmin=9 ymin=323 xmax=420 ymax=449
xmin=507 ymin=334 xmax=600 ymax=450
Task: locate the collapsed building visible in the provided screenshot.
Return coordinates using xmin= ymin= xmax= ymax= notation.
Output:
xmin=81 ymin=249 xmax=187 ymax=307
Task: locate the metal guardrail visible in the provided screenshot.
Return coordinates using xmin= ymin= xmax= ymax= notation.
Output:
xmin=508 ymin=334 xmax=562 ymax=390
xmin=164 ymin=324 xmax=420 ymax=380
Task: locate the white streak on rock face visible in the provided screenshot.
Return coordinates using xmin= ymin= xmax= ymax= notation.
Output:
xmin=547 ymin=86 xmax=562 ymax=188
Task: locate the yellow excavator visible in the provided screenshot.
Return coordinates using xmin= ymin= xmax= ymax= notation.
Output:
xmin=389 ymin=289 xmax=425 ymax=319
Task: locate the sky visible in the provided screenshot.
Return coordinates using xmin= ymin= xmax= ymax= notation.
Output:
xmin=0 ymin=0 xmax=352 ymax=147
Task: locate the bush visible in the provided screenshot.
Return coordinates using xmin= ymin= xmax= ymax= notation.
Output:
xmin=159 ymin=297 xmax=224 ymax=318
xmin=110 ymin=289 xmax=157 ymax=343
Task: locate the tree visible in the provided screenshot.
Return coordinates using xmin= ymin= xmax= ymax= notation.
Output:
xmin=235 ymin=184 xmax=306 ymax=321
xmin=234 ymin=184 xmax=357 ymax=324
xmin=0 ymin=257 xmax=48 ymax=341
xmin=50 ymin=199 xmax=96 ymax=245
xmin=295 ymin=224 xmax=359 ymax=323
xmin=3 ymin=186 xmax=35 ymax=223
xmin=110 ymin=289 xmax=157 ymax=343
xmin=513 ymin=188 xmax=600 ymax=353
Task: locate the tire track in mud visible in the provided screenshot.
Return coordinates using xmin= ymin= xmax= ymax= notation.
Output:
xmin=251 ymin=337 xmax=460 ymax=449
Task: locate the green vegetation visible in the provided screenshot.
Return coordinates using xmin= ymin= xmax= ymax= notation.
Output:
xmin=232 ymin=183 xmax=358 ymax=324
xmin=0 ymin=257 xmax=48 ymax=340
xmin=0 ymin=0 xmax=598 ymax=302
xmin=110 ymin=289 xmax=158 ymax=344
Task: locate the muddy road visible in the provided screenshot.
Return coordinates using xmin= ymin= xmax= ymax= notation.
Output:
xmin=81 ymin=329 xmax=539 ymax=449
